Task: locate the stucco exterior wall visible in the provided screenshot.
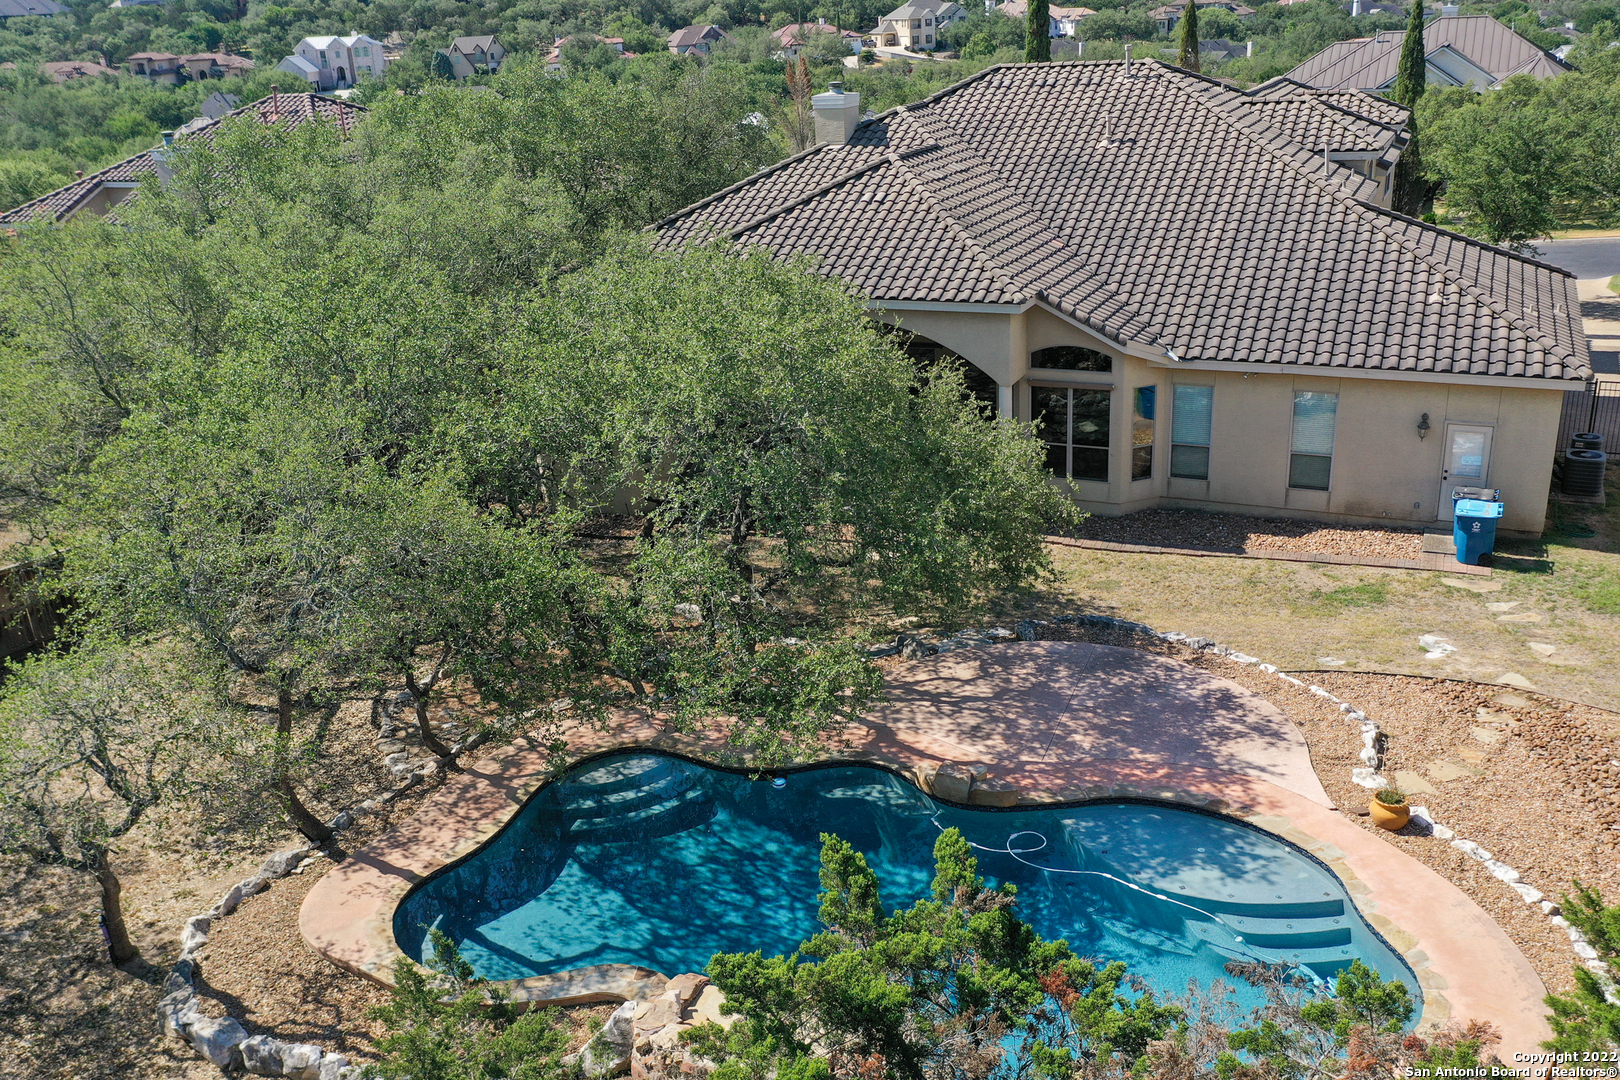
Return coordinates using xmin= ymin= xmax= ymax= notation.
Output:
xmin=873 ymin=303 xmax=1569 ymax=536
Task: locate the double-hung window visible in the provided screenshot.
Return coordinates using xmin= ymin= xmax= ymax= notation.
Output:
xmin=1170 ymin=385 xmax=1213 ymax=479
xmin=1289 ymin=391 xmax=1338 ymax=490
xmin=1034 ymin=387 xmax=1110 ymax=482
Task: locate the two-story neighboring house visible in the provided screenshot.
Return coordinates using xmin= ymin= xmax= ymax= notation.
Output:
xmin=276 ymin=33 xmax=386 ymax=90
xmin=126 ymin=51 xmax=182 ymax=82
xmin=995 ymin=0 xmax=1097 ymax=38
xmin=1149 ymin=0 xmax=1256 ymax=34
xmin=436 ymin=34 xmax=505 ymax=80
xmin=872 ymin=0 xmax=965 ymax=51
xmin=180 ymin=52 xmax=255 ymax=79
xmin=773 ymin=20 xmax=863 ymax=59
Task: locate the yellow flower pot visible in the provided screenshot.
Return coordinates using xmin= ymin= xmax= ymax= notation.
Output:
xmin=1369 ymin=798 xmax=1410 ymax=831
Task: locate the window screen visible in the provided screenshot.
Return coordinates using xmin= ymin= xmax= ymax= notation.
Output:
xmin=1030 ymin=346 xmax=1112 ymax=372
xmin=1289 ymin=391 xmax=1337 ymax=490
xmin=1170 ymin=385 xmax=1212 ymax=480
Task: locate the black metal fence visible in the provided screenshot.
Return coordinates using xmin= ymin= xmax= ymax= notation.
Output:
xmin=1558 ymin=381 xmax=1620 ymax=451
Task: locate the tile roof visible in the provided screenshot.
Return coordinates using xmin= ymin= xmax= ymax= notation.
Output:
xmin=0 ymin=0 xmax=66 ymax=14
xmin=653 ymin=60 xmax=1587 ymax=383
xmin=1286 ymin=15 xmax=1569 ymax=89
xmin=668 ymin=24 xmax=727 ymax=48
xmin=1241 ymin=80 xmax=1409 ymax=159
xmin=40 ymin=60 xmax=120 ymax=81
xmin=1 ymin=92 xmax=367 ymax=225
xmin=450 ymin=35 xmax=499 ymax=53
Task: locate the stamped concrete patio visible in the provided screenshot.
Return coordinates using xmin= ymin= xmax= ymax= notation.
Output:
xmin=300 ymin=642 xmax=1552 ymax=1056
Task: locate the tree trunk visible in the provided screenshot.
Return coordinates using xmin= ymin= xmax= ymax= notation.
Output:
xmin=405 ymin=659 xmax=457 ymax=761
xmin=275 ymin=688 xmax=333 ymax=845
xmin=93 ymin=847 xmax=141 ymax=967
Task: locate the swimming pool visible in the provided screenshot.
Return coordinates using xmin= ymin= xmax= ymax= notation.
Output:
xmin=394 ymin=752 xmax=1418 ymax=1012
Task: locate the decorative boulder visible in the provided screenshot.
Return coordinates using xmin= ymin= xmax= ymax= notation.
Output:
xmin=931 ymin=762 xmax=975 ymax=803
xmin=663 ymin=973 xmax=710 ymax=1015
xmin=968 ymin=779 xmax=1019 ymax=808
xmin=576 ymin=1000 xmax=636 ymax=1076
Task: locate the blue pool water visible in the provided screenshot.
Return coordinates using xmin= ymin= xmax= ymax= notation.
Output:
xmin=396 ymin=753 xmax=1418 ymax=1012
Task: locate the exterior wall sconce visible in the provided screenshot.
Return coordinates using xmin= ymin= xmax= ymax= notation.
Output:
xmin=1417 ymin=413 xmax=1431 ymax=439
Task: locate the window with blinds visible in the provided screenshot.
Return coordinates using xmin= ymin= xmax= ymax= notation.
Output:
xmin=1289 ymin=391 xmax=1338 ymax=490
xmin=1170 ymin=385 xmax=1213 ymax=480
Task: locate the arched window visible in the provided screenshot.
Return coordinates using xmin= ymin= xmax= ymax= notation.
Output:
xmin=1030 ymin=346 xmax=1112 ymax=372
xmin=878 ymin=327 xmax=999 ymax=416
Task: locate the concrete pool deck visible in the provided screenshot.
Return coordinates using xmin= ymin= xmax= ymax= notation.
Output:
xmin=300 ymin=642 xmax=1552 ymax=1055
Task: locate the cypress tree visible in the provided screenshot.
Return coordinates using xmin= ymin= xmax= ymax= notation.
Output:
xmin=1026 ymin=0 xmax=1051 ymax=62
xmin=1176 ymin=0 xmax=1199 ymax=71
xmin=1391 ymin=1 xmax=1428 ymax=216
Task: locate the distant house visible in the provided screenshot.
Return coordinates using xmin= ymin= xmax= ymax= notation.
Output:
xmin=199 ymin=90 xmax=240 ymax=118
xmin=995 ymin=0 xmax=1096 ymax=38
xmin=126 ymin=51 xmax=182 ymax=82
xmin=1 ymin=92 xmax=367 ymax=226
xmin=435 ymin=34 xmax=505 ymax=80
xmin=0 ymin=0 xmax=66 ymax=16
xmin=277 ymin=33 xmax=387 ymax=90
xmin=107 ymin=0 xmax=166 ymax=8
xmin=773 ymin=21 xmax=862 ymax=59
xmin=180 ymin=52 xmax=255 ymax=80
xmin=41 ymin=60 xmax=120 ymax=82
xmin=1149 ymin=0 xmax=1255 ymax=34
xmin=652 ymin=63 xmax=1588 ymax=538
xmin=872 ymin=0 xmax=966 ymax=51
xmin=545 ymin=35 xmax=633 ymax=72
xmin=1286 ymin=12 xmax=1569 ymax=91
xmin=668 ymin=24 xmax=729 ymax=56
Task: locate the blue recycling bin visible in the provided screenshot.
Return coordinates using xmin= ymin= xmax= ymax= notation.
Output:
xmin=1453 ymin=498 xmax=1504 ymax=565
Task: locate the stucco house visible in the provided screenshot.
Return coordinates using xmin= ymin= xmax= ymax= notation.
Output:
xmin=873 ymin=0 xmax=966 ymax=51
xmin=1286 ymin=12 xmax=1570 ymax=92
xmin=277 ymin=33 xmax=386 ymax=90
xmin=652 ymin=63 xmax=1588 ymax=536
xmin=996 ymin=0 xmax=1097 ymax=38
xmin=0 ymin=92 xmax=366 ymax=226
xmin=126 ymin=50 xmax=181 ymax=82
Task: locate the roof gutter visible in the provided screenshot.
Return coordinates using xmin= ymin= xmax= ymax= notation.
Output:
xmin=1142 ymin=354 xmax=1590 ymax=389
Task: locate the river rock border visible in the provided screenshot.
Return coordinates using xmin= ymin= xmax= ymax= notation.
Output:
xmin=880 ymin=612 xmax=1615 ymax=1002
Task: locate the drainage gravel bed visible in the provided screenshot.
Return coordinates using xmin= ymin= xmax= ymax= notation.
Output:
xmin=1063 ymin=508 xmax=1425 ymax=560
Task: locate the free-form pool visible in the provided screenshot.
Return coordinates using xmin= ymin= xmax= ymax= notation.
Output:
xmin=395 ymin=753 xmax=1418 ymax=1011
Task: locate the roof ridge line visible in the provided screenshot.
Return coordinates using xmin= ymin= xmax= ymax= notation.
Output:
xmin=888 ymin=104 xmax=1156 ymax=343
xmin=646 ymin=139 xmax=836 ymax=233
xmin=878 ymin=142 xmax=1031 ymax=304
xmin=1345 ymin=199 xmax=1582 ymax=366
xmin=1154 ymin=64 xmax=1383 ymax=202
xmin=720 ymin=145 xmax=938 ymax=241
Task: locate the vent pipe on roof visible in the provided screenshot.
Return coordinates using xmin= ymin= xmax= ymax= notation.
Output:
xmin=812 ymin=81 xmax=862 ymax=146
xmin=271 ymin=83 xmax=280 ymax=120
xmin=1123 ymin=40 xmax=1132 ymax=76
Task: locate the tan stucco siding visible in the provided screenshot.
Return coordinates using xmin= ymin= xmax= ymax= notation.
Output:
xmin=873 ymin=304 xmax=1566 ymax=534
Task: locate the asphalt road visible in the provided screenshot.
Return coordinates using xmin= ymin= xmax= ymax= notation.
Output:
xmin=1530 ymin=237 xmax=1620 ymax=279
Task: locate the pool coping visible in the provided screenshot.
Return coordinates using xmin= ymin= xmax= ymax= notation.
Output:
xmin=299 ymin=657 xmax=1554 ymax=1056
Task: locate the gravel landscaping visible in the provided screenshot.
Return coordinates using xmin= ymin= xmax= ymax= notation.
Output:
xmin=1065 ymin=508 xmax=1426 ymax=560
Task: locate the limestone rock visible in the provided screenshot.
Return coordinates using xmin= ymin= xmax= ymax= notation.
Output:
xmin=1014 ymin=619 xmax=1040 ymax=642
xmin=931 ymin=761 xmax=975 ymax=803
xmin=635 ymin=996 xmax=681 ymax=1032
xmin=262 ymin=848 xmax=314 ymax=877
xmin=968 ymin=779 xmax=1019 ymax=807
xmin=897 ymin=633 xmax=936 ymax=660
xmin=1495 ymin=672 xmax=1539 ymax=690
xmin=663 ymin=973 xmax=710 ymax=1014
xmin=1511 ymin=882 xmax=1545 ymax=905
xmin=1496 ymin=612 xmax=1545 ymax=624
xmin=1469 ymin=726 xmax=1504 ymax=744
xmin=1391 ymin=770 xmax=1436 ymax=796
xmin=1441 ymin=577 xmax=1502 ymax=593
xmin=190 ymin=1015 xmax=249 ymax=1069
xmin=158 ymin=986 xmax=202 ymax=1039
xmin=179 ymin=915 xmax=210 ymax=958
xmin=318 ymin=1057 xmax=352 ymax=1080
xmin=240 ymin=1035 xmax=326 ymax=1078
xmin=1350 ymin=768 xmax=1388 ymax=789
xmin=576 ymin=1001 xmax=636 ymax=1076
xmin=688 ymin=984 xmax=736 ymax=1030
xmin=1528 ymin=641 xmax=1557 ymax=657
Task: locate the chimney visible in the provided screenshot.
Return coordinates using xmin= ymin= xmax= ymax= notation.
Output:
xmin=812 ymin=81 xmax=861 ymax=145
xmin=1351 ymin=0 xmax=1360 ymax=14
xmin=1245 ymin=38 xmax=1253 ymax=56
xmin=160 ymin=130 xmax=175 ymax=146
xmin=270 ymin=83 xmax=280 ymax=120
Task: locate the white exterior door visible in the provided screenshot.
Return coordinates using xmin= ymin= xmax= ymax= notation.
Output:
xmin=1437 ymin=423 xmax=1494 ymax=520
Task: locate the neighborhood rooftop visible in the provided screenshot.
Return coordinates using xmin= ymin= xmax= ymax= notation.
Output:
xmin=1285 ymin=14 xmax=1570 ymax=90
xmin=654 ymin=60 xmax=1587 ymax=384
xmin=1 ymin=91 xmax=366 ymax=225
